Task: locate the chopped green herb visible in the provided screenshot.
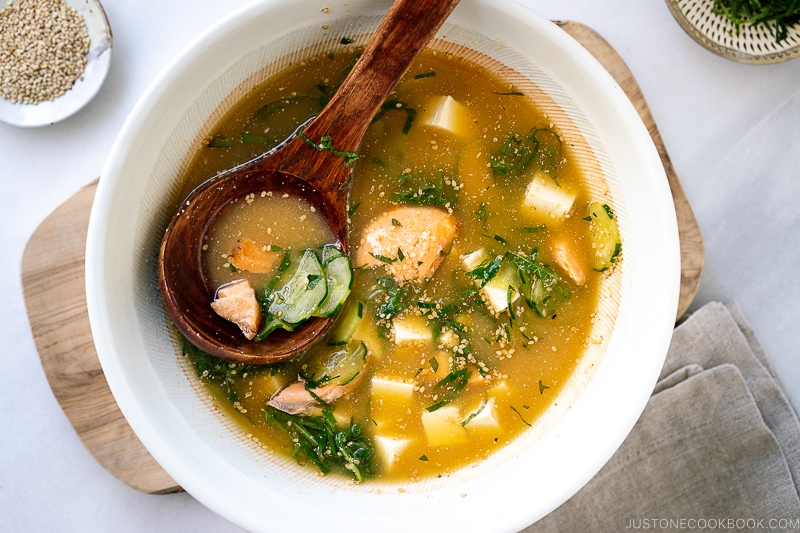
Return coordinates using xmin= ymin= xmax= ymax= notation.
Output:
xmin=370 ymin=253 xmax=396 ymax=264
xmin=298 ymin=132 xmax=359 ymax=167
xmin=538 ymin=379 xmax=549 ymax=395
xmin=373 ymin=276 xmax=414 ymax=319
xmin=419 ymin=455 xmax=429 ymax=461
xmin=241 ymin=132 xmax=271 ymax=144
xmin=306 ymin=274 xmax=322 ymax=290
xmin=518 ymin=225 xmax=547 ymax=233
xmin=494 ymin=91 xmax=524 ymax=96
xmin=429 ymin=356 xmax=439 ymax=373
xmin=461 ymin=400 xmax=487 ymax=427
xmin=207 ymin=134 xmax=236 ymax=148
xmin=389 ymin=171 xmax=453 ymax=206
xmin=402 ymin=108 xmax=416 ymax=134
xmin=348 ymin=202 xmax=361 ymax=216
xmin=340 ymin=37 xmax=355 ymax=44
xmin=264 ymin=406 xmax=373 ymax=482
xmin=475 ymin=202 xmax=487 ymax=224
xmin=510 ymin=405 xmax=532 ymax=426
xmin=466 ymin=255 xmax=503 ymax=288
xmin=391 ymin=218 xmax=402 ymax=227
xmin=414 ymin=71 xmax=436 ymax=79
xmin=713 ymin=0 xmax=800 ymax=43
xmin=426 ymin=368 xmax=471 ymax=411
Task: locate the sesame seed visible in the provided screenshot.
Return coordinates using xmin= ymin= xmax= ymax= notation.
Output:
xmin=0 ymin=0 xmax=90 ymax=104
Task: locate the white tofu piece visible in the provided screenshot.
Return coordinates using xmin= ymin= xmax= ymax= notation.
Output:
xmin=421 ymin=405 xmax=468 ymax=446
xmin=371 ymin=376 xmax=415 ymax=402
xmin=461 ymin=248 xmax=488 ymax=271
xmin=418 ymin=95 xmax=474 ymax=137
xmin=374 ymin=435 xmax=412 ymax=469
xmin=392 ymin=314 xmax=432 ymax=344
xmin=489 ymin=380 xmax=512 ymax=400
xmin=463 ymin=398 xmax=500 ymax=430
xmin=522 ymin=171 xmax=576 ymax=219
xmin=461 ymin=249 xmax=520 ymax=315
xmin=482 ymin=268 xmax=520 ymax=314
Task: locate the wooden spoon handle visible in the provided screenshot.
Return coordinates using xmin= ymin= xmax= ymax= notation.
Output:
xmin=307 ymin=0 xmax=461 ymax=146
xmin=276 ymin=0 xmax=461 ymax=180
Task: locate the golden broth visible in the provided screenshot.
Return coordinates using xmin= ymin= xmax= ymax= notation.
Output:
xmin=179 ymin=43 xmax=611 ymax=482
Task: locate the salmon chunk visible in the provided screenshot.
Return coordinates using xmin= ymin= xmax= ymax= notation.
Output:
xmin=268 ymin=376 xmax=362 ymax=415
xmin=550 ymin=238 xmax=587 ymax=286
xmin=229 ymin=238 xmax=281 ymax=274
xmin=210 ymin=279 xmax=262 ymax=340
xmin=354 ymin=206 xmax=459 ymax=282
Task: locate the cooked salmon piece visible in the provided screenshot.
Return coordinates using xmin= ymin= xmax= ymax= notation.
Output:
xmin=229 ymin=238 xmax=281 ymax=274
xmin=550 ymin=238 xmax=587 ymax=286
xmin=353 ymin=206 xmax=459 ymax=282
xmin=268 ymin=373 xmax=365 ymax=415
xmin=210 ymin=279 xmax=262 ymax=340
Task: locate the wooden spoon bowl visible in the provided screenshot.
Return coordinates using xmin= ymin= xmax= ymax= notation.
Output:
xmin=158 ymin=0 xmax=461 ymax=364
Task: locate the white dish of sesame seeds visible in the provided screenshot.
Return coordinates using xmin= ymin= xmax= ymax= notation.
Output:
xmin=85 ymin=1 xmax=680 ymax=531
xmin=0 ymin=0 xmax=112 ymax=127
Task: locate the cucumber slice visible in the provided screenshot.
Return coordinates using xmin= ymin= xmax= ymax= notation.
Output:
xmin=315 ymin=255 xmax=353 ymax=317
xmin=321 ymin=243 xmax=346 ymax=265
xmin=586 ymin=202 xmax=621 ymax=272
xmin=303 ymin=340 xmax=367 ymax=387
xmin=267 ymin=248 xmax=327 ymax=324
xmin=327 ymin=299 xmax=363 ymax=345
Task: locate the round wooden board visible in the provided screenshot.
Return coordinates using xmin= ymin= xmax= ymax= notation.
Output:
xmin=20 ymin=21 xmax=703 ymax=495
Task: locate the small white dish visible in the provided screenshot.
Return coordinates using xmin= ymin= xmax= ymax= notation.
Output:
xmin=0 ymin=0 xmax=112 ymax=127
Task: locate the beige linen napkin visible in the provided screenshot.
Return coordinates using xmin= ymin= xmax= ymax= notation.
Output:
xmin=524 ymin=302 xmax=800 ymax=532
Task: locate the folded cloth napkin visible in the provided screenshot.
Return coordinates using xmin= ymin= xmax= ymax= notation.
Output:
xmin=524 ymin=302 xmax=800 ymax=532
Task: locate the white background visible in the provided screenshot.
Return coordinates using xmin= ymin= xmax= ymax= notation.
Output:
xmin=2 ymin=0 xmax=799 ymax=531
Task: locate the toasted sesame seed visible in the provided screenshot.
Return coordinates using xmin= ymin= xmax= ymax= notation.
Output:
xmin=0 ymin=0 xmax=90 ymax=104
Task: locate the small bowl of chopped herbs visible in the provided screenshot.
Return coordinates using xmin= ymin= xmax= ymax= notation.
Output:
xmin=0 ymin=0 xmax=112 ymax=127
xmin=666 ymin=0 xmax=800 ymax=63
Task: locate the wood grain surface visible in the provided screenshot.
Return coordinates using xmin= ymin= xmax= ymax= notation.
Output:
xmin=20 ymin=22 xmax=704 ymax=495
xmin=21 ymin=182 xmax=181 ymax=494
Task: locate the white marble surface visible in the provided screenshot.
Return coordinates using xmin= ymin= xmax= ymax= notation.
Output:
xmin=2 ymin=0 xmax=798 ymax=531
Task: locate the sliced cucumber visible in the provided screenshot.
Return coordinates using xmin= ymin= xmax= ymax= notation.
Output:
xmin=256 ymin=315 xmax=297 ymax=340
xmin=314 ymin=254 xmax=353 ymax=317
xmin=586 ymin=202 xmax=621 ymax=272
xmin=327 ymin=299 xmax=364 ymax=345
xmin=267 ymin=248 xmax=327 ymax=324
xmin=321 ymin=243 xmax=346 ymax=265
xmin=303 ymin=340 xmax=367 ymax=387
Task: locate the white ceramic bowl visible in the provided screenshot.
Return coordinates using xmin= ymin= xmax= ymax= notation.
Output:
xmin=86 ymin=1 xmax=680 ymax=531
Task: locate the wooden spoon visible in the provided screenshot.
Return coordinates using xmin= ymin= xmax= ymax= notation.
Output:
xmin=158 ymin=0 xmax=461 ymax=364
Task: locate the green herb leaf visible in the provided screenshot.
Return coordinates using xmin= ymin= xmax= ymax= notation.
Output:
xmin=538 ymin=379 xmax=549 ymax=395
xmin=510 ymin=405 xmax=532 ymax=426
xmin=348 ymin=202 xmax=361 ymax=216
xmin=264 ymin=406 xmax=373 ymax=482
xmin=207 ymin=134 xmax=236 ymax=148
xmin=466 ymin=255 xmax=503 ymax=288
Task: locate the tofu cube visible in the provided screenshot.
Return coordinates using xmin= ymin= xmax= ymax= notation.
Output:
xmin=392 ymin=314 xmax=432 ymax=344
xmin=418 ymin=95 xmax=475 ymax=137
xmin=522 ymin=171 xmax=576 ymax=220
xmin=461 ymin=249 xmax=520 ymax=315
xmin=371 ymin=376 xmax=415 ymax=402
xmin=421 ymin=405 xmax=468 ymax=446
xmin=374 ymin=435 xmax=412 ymax=469
xmin=463 ymin=398 xmax=500 ymax=431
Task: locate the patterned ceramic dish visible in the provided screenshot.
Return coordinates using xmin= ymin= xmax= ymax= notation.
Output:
xmin=666 ymin=0 xmax=800 ymax=63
